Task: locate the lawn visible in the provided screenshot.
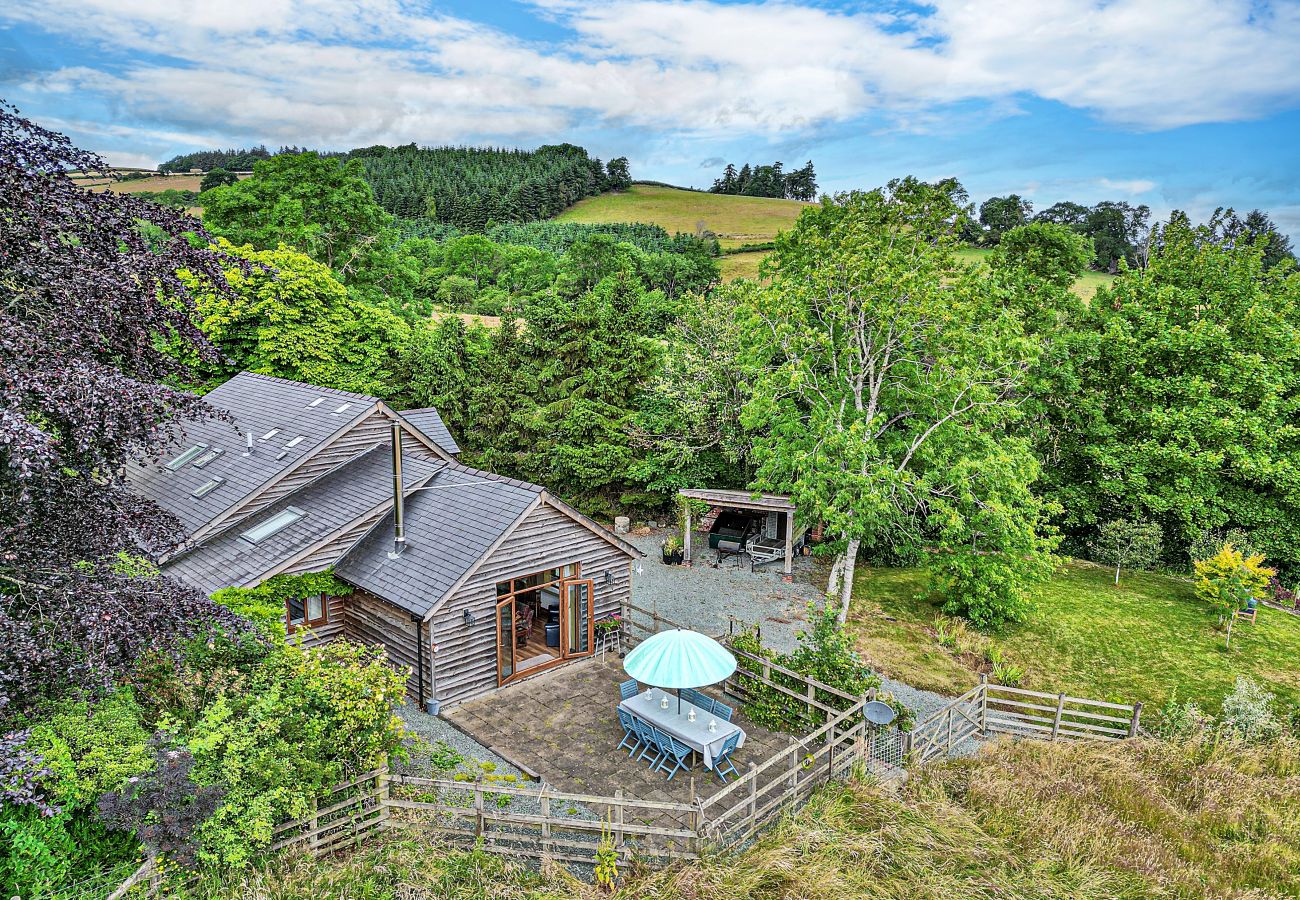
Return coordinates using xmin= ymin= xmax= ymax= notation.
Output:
xmin=558 ymin=183 xmax=808 ymax=250
xmin=849 ymin=560 xmax=1300 ymax=713
xmin=718 ymin=249 xmax=769 ymax=281
xmin=955 ymin=245 xmax=1115 ymax=299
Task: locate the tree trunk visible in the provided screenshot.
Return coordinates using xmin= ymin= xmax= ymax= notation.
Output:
xmin=1115 ymin=563 xmax=1121 ymax=586
xmin=826 ymin=553 xmax=844 ymax=599
xmin=836 ymin=537 xmax=861 ymax=624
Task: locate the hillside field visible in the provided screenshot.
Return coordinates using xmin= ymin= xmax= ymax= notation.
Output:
xmin=849 ymin=561 xmax=1300 ymax=713
xmin=955 ymin=245 xmax=1114 ymax=299
xmin=557 ymin=183 xmax=808 ymax=251
xmin=75 ymin=173 xmax=249 ymax=195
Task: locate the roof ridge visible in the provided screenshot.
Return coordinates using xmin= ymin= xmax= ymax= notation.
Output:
xmin=440 ymin=459 xmax=544 ymax=493
xmin=231 ymin=371 xmax=379 ymax=403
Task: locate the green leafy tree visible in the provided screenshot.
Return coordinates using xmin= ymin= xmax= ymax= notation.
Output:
xmin=605 ymin=156 xmax=632 ymax=191
xmin=1090 ymin=519 xmax=1164 ymax=585
xmin=994 ymin=222 xmax=1093 ymax=290
xmin=202 ymin=153 xmax=396 ymax=280
xmin=1047 ymin=212 xmax=1300 ymax=574
xmin=1086 ymin=200 xmax=1150 ymax=270
xmin=181 ymin=241 xmax=410 ymax=396
xmin=978 ymin=194 xmax=1033 ymax=245
xmin=199 ymin=168 xmax=238 ymax=192
xmin=743 ymin=179 xmax=1055 ymax=624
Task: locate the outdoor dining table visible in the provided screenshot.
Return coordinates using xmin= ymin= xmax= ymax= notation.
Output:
xmin=619 ymin=686 xmax=745 ymax=769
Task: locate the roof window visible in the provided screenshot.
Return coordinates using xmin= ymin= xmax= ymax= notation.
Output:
xmin=191 ymin=448 xmax=224 ymax=469
xmin=307 ymin=397 xmax=326 ymax=408
xmin=285 ymin=436 xmax=306 ymax=448
xmin=192 ymin=477 xmax=225 ymax=499
xmin=241 ymin=507 xmax=305 ymax=545
xmin=332 ymin=403 xmax=353 ymax=415
xmin=259 ymin=428 xmax=280 ymax=441
xmin=165 ymin=443 xmax=209 ymax=471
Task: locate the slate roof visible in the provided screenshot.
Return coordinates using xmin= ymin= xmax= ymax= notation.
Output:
xmin=164 ymin=446 xmax=445 ymax=595
xmin=128 ymin=373 xmax=379 ymax=538
xmin=333 ymin=463 xmax=545 ymax=617
xmin=398 ymin=408 xmax=460 ymax=456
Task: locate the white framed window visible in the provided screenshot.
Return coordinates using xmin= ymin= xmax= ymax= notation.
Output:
xmin=241 ymin=507 xmax=305 ymax=545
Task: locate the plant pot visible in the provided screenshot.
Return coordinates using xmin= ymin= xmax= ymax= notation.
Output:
xmin=662 ymin=547 xmax=684 ymax=565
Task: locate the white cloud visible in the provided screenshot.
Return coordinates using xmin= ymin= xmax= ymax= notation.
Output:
xmin=4 ymin=0 xmax=1299 ymax=152
xmin=1098 ymin=177 xmax=1158 ymax=194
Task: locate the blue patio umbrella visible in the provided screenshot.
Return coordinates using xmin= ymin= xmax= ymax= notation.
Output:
xmin=623 ymin=629 xmax=737 ymax=712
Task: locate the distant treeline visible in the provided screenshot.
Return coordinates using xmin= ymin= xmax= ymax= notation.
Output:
xmin=159 ymin=142 xmax=632 ymax=230
xmin=971 ymin=193 xmax=1295 ymax=272
xmin=158 ymin=145 xmax=310 ymax=172
xmin=397 ymin=220 xmax=719 ymax=258
xmin=708 ymin=160 xmax=817 ymax=200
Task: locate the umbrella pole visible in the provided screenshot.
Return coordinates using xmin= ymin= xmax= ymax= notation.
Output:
xmin=677 ymin=689 xmax=682 ymax=714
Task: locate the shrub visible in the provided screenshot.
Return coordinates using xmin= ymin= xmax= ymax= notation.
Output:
xmin=181 ymin=640 xmax=407 ymax=868
xmin=1220 ymin=676 xmax=1282 ymax=742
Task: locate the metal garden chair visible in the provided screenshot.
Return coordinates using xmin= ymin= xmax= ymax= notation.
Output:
xmin=710 ymin=731 xmax=741 ymax=783
xmin=616 ymin=708 xmax=642 ymax=756
xmin=712 ymin=700 xmax=734 ymax=722
xmin=619 ymin=679 xmax=639 ymax=701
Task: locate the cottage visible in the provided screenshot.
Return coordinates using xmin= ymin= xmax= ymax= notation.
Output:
xmin=129 ymin=372 xmax=640 ymax=710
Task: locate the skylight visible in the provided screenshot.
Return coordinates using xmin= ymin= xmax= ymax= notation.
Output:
xmin=192 ymin=477 xmax=225 ymax=499
xmin=260 ymin=428 xmax=280 ymax=441
xmin=307 ymin=397 xmax=326 ymax=408
xmin=165 ymin=443 xmax=208 ymax=471
xmin=241 ymin=507 xmax=305 ymax=545
xmin=192 ymin=448 xmax=224 ymax=469
xmin=332 ymin=403 xmax=352 ymax=415
xmin=285 ymin=436 xmax=306 ymax=448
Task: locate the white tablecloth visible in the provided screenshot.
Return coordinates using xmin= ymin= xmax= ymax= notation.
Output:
xmin=619 ymin=687 xmax=745 ymax=769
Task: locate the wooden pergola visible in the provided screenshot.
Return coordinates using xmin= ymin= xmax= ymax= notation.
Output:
xmin=677 ymin=488 xmax=798 ymax=576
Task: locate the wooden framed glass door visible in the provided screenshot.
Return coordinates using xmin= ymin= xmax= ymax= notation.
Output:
xmin=496 ymin=597 xmax=515 ymax=683
xmin=560 ymin=579 xmax=594 ymax=658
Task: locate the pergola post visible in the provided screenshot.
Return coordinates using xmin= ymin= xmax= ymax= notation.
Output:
xmin=683 ymin=505 xmax=692 ymax=567
xmin=783 ymin=509 xmax=794 ymax=579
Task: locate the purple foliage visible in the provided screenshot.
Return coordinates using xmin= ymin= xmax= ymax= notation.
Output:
xmin=98 ymin=734 xmax=225 ymax=869
xmin=0 ymin=730 xmax=57 ymax=816
xmin=0 ymin=103 xmax=258 ymax=722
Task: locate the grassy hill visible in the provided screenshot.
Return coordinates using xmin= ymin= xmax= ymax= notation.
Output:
xmin=849 ymin=561 xmax=1300 ymax=712
xmin=557 ymin=183 xmax=808 ymax=252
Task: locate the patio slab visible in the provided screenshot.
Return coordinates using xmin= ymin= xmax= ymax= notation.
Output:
xmin=443 ymin=653 xmax=797 ymax=820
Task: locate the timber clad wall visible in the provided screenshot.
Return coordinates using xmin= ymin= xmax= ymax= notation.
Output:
xmin=293 ymin=594 xmax=348 ymax=648
xmin=430 ymin=503 xmax=631 ymax=707
xmin=344 ymin=590 xmax=432 ymax=700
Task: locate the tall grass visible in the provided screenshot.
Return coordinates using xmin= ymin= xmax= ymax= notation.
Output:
xmin=185 ymin=733 xmax=1300 ymax=899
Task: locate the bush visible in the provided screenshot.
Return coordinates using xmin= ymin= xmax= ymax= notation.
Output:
xmin=1220 ymin=676 xmax=1282 ymax=742
xmin=732 ymin=606 xmax=910 ymax=732
xmin=933 ymin=549 xmax=1048 ymax=630
xmin=181 ymin=640 xmax=406 ymax=868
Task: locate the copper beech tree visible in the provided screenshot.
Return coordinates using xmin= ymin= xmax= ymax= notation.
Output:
xmin=0 ymin=104 xmax=253 ymax=736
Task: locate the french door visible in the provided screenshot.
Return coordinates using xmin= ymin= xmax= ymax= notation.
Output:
xmin=495 ymin=576 xmax=593 ymax=686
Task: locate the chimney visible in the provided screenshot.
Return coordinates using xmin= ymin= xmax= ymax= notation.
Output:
xmin=389 ymin=422 xmax=406 ymax=558
xmin=243 ymin=431 xmax=253 ymax=456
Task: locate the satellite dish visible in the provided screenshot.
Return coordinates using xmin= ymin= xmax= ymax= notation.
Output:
xmin=863 ymin=700 xmax=897 ymax=726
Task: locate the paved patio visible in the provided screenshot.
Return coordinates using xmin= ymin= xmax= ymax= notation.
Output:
xmin=444 ymin=653 xmax=795 ymax=813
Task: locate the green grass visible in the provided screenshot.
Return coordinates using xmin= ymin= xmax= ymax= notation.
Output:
xmin=955 ymin=245 xmax=1115 ymax=299
xmin=850 ymin=560 xmax=1300 ymax=712
xmin=557 ymin=184 xmax=808 ymax=251
xmin=194 ymin=733 xmax=1300 ymax=898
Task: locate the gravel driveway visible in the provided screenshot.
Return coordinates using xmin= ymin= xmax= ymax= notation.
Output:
xmin=626 ymin=528 xmax=981 ymax=757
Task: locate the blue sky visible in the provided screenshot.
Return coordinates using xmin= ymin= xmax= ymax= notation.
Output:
xmin=3 ymin=0 xmax=1299 ymax=236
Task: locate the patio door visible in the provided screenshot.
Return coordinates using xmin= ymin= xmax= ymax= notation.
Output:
xmin=560 ymin=578 xmax=594 ymax=658
xmin=496 ymin=597 xmax=515 ymax=682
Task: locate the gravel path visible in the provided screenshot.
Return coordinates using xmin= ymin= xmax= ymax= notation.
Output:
xmin=626 ymin=528 xmax=981 ymax=758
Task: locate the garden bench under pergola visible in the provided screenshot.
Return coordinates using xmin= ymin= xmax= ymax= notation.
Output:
xmin=677 ymin=488 xmax=799 ymax=577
